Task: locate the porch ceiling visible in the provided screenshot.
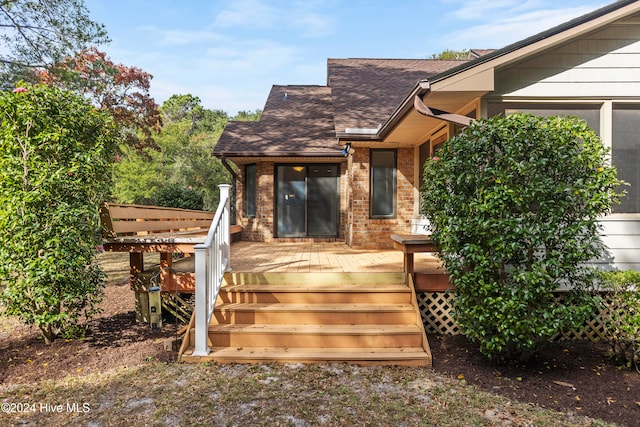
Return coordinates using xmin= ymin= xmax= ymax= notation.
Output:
xmin=381 ymin=91 xmax=487 ymax=146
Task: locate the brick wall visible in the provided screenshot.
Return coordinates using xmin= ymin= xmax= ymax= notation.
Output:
xmin=234 ymin=161 xmax=347 ymax=243
xmin=346 ymin=147 xmax=415 ymax=249
xmin=236 ymin=161 xmax=275 ymax=242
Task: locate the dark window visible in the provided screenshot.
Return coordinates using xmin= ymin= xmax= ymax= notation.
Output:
xmin=370 ymin=149 xmax=397 ymax=218
xmin=245 ymin=164 xmax=256 ymax=217
xmin=612 ymin=104 xmax=640 ymax=213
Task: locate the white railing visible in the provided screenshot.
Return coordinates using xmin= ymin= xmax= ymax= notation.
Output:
xmin=193 ymin=184 xmax=232 ymax=356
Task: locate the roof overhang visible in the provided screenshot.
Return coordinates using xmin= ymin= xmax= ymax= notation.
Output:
xmin=214 ymin=151 xmax=343 ymax=158
xmin=217 ymin=154 xmax=346 ymax=165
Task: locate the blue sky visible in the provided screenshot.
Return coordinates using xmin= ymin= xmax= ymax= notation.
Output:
xmin=85 ymin=0 xmax=611 ymax=115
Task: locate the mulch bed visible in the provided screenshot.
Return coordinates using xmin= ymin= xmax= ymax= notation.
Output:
xmin=1 ymin=280 xmax=638 ymax=426
xmin=428 ymin=333 xmax=639 ymax=426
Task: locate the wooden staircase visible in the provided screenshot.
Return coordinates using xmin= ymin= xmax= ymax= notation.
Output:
xmin=180 ymin=272 xmax=432 ymax=366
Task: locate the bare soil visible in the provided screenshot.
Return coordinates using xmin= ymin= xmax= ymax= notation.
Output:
xmin=429 ymin=334 xmax=639 ymax=426
xmin=0 ymin=253 xmax=638 ymax=426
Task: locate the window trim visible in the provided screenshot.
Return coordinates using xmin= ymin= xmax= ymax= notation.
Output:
xmin=370 ymin=149 xmax=397 ymax=219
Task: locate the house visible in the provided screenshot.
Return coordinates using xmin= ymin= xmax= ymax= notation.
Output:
xmin=214 ymin=0 xmax=640 ymax=269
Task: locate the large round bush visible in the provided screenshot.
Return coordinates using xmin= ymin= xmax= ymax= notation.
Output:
xmin=421 ymin=113 xmax=621 ymax=360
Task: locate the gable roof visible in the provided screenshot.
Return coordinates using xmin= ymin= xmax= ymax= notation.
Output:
xmin=328 ymin=58 xmax=466 ymax=133
xmin=214 ymin=85 xmax=341 ymax=158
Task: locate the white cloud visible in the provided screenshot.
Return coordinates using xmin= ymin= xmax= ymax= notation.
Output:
xmin=133 ymin=25 xmax=225 ymax=47
xmin=442 ymin=3 xmax=609 ymax=49
xmin=212 ymin=0 xmax=334 ymax=38
xmin=213 ymin=0 xmax=279 ymax=29
xmin=447 ymin=0 xmax=544 ymax=21
xmin=202 ymin=39 xmax=300 ymax=74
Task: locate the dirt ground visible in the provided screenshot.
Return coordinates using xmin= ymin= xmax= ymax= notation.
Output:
xmin=1 ymin=261 xmax=638 ymax=426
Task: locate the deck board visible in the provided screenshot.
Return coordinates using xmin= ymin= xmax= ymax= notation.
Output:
xmin=230 ymin=241 xmax=444 ymax=274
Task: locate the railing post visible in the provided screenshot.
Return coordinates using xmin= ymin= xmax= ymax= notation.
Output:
xmin=219 ymin=184 xmax=231 ymax=272
xmin=192 ymin=243 xmax=209 ymax=356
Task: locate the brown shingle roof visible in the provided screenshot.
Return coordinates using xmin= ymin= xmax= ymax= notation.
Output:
xmin=214 ymin=85 xmax=341 ymax=157
xmin=215 ymin=59 xmax=469 ymax=157
xmin=327 ymin=58 xmax=467 ymax=132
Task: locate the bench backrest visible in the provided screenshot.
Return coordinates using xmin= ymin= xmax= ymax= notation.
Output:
xmin=100 ymin=203 xmax=215 ymax=238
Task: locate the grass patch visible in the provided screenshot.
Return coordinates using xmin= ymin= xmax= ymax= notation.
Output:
xmin=0 ymin=362 xmax=611 ymax=426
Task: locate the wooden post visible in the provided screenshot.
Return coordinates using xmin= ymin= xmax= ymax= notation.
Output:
xmin=130 ymin=252 xmax=144 ymax=283
xmin=130 ymin=252 xmax=146 ymax=322
xmin=160 ymin=252 xmax=174 ymax=292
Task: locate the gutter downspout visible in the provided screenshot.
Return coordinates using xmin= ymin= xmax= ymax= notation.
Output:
xmin=220 ymin=155 xmax=238 ymax=225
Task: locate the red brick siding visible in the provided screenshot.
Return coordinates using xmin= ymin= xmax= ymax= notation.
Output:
xmin=346 ymin=147 xmax=415 ymax=249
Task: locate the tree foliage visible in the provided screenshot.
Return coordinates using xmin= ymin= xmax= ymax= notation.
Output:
xmin=421 ymin=113 xmax=622 ymax=360
xmin=233 ymin=109 xmax=262 ymax=122
xmin=38 ymin=48 xmax=162 ymax=151
xmin=429 ymin=49 xmax=471 ymax=60
xmin=0 ymin=0 xmax=108 ymax=85
xmin=113 ymin=94 xmax=231 ymax=210
xmin=0 ymin=83 xmax=118 ymax=343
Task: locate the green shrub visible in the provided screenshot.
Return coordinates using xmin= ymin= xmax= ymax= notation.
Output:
xmin=0 ymin=83 xmax=118 ymax=343
xmin=155 ymin=185 xmax=204 ymax=211
xmin=598 ymin=270 xmax=640 ymax=371
xmin=421 ymin=113 xmax=622 ymax=361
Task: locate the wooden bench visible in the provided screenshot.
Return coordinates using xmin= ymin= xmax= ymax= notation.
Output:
xmin=100 ymin=202 xmax=243 ymax=323
xmin=100 ymin=203 xmax=216 ymax=239
xmin=100 ymin=202 xmax=241 ymax=292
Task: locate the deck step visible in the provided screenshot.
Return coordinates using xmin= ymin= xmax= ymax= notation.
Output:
xmin=181 ymin=346 xmax=431 ymax=366
xmin=212 ymin=303 xmax=416 ymax=325
xmin=194 ymin=324 xmax=424 ymax=348
xmin=217 ymin=285 xmax=411 ymax=304
xmin=181 ymin=272 xmax=432 ymax=366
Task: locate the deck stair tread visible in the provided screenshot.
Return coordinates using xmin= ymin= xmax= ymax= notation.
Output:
xmin=181 ymin=347 xmax=430 ymax=364
xmin=220 ymin=283 xmax=410 ymax=292
xmin=208 ymin=323 xmax=422 ymax=333
xmin=214 ymin=303 xmax=414 ymax=312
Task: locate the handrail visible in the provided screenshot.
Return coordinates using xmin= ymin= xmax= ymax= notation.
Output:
xmin=192 ymin=184 xmax=232 ymax=356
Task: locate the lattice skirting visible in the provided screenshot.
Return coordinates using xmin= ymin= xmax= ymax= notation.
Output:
xmin=417 ymin=291 xmax=615 ymax=343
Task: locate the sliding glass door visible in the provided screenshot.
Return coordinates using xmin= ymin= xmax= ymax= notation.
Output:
xmin=276 ymin=164 xmax=339 ymax=237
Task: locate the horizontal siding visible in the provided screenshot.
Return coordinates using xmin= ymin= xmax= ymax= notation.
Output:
xmin=495 ymin=22 xmax=640 ymax=98
xmin=595 ymin=216 xmax=640 ymax=271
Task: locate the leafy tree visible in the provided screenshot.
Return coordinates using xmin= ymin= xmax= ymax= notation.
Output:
xmin=0 ymin=83 xmax=118 ymax=343
xmin=113 ymin=94 xmax=231 ymax=210
xmin=0 ymin=0 xmax=108 ymax=85
xmin=38 ymin=48 xmax=162 ymax=151
xmin=421 ymin=113 xmax=622 ymax=361
xmin=429 ymin=49 xmax=470 ymax=60
xmin=233 ymin=109 xmax=262 ymax=121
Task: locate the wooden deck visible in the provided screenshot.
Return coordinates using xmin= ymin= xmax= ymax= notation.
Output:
xmin=175 ymin=241 xmax=446 ymax=365
xmin=228 ymin=241 xmax=444 ymax=274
